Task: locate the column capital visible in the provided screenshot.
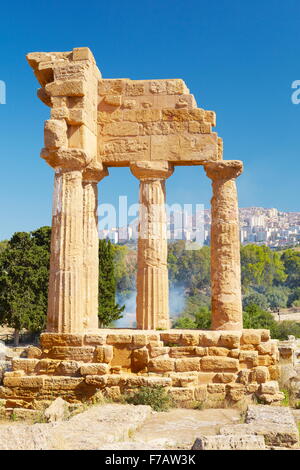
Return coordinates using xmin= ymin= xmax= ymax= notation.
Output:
xmin=41 ymin=147 xmax=92 ymax=171
xmin=130 ymin=161 xmax=174 ymax=181
xmin=204 ymin=160 xmax=243 ymax=181
xmin=83 ymin=161 xmax=109 ymax=183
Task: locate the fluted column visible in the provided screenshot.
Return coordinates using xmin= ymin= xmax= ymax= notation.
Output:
xmin=47 ymin=167 xmax=85 ymax=333
xmin=204 ymin=160 xmax=243 ymax=330
xmin=130 ymin=161 xmax=174 ymax=330
xmin=82 ymin=162 xmax=109 ymax=330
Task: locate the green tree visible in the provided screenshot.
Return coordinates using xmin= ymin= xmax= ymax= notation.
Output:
xmin=241 ymin=244 xmax=286 ymax=288
xmin=243 ymin=304 xmax=277 ymax=331
xmin=173 ymin=316 xmax=197 ymax=329
xmin=0 ymin=227 xmax=51 ymax=345
xmin=281 ymin=249 xmax=300 ymax=289
xmin=242 ymin=292 xmax=270 ymax=311
xmin=112 ymin=244 xmax=136 ymax=301
xmin=98 ymin=239 xmax=125 ymax=327
xmin=168 ymin=241 xmax=210 ymax=293
xmin=287 ymin=287 xmax=300 ymax=307
xmin=264 ymin=287 xmax=289 ymax=311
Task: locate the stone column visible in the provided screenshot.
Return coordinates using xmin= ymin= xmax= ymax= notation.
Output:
xmin=82 ymin=162 xmax=109 ymax=330
xmin=47 ymin=167 xmax=85 ymax=333
xmin=204 ymin=160 xmax=243 ymax=331
xmin=130 ymin=161 xmax=174 ymax=330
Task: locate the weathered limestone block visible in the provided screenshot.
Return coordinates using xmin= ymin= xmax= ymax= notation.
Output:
xmin=204 ymin=161 xmax=243 ymax=331
xmin=175 ymin=358 xmax=201 ymax=372
xmin=3 ymin=376 xmax=44 ymax=389
xmin=132 ymin=347 xmax=149 ymax=372
xmin=149 ymin=346 xmax=170 ymax=358
xmin=198 ymin=372 xmax=217 ymax=384
xmin=160 ymin=332 xmax=182 ymax=344
xmin=169 ymin=346 xmax=196 ymax=358
xmin=94 ymin=345 xmax=113 ymax=363
xmin=226 ymin=383 xmax=247 ymax=401
xmin=249 ymin=366 xmax=270 ymax=383
xmin=256 ymin=341 xmax=272 ymax=354
xmin=228 ymin=349 xmax=240 ymax=358
xmin=27 ymin=346 xmax=42 ymax=359
xmin=192 ymin=435 xmax=266 ymax=450
xmin=237 ymin=369 xmax=251 ymax=385
xmin=241 ymin=330 xmax=262 ymax=345
xmin=199 ymin=331 xmax=220 ymax=347
xmin=239 ymin=350 xmax=259 ymax=367
xmin=55 ymin=361 xmax=80 ymax=376
xmin=44 ymin=397 xmax=70 ymax=422
xmin=268 ymin=365 xmax=281 ymax=380
xmin=80 ymin=363 xmax=109 ymax=375
xmin=48 ymin=346 xmax=95 ymax=362
xmin=45 ymin=80 xmax=86 ymax=97
xmin=84 ymin=333 xmax=107 ymax=345
xmin=106 ymin=333 xmax=133 ymax=344
xmin=132 ymin=333 xmax=153 ymax=347
xmin=40 ymin=333 xmax=84 ymax=348
xmin=44 ymin=119 xmax=67 ymax=149
xmin=257 ymin=355 xmax=274 ymax=366
xmin=194 ymin=347 xmax=207 ymax=356
xmin=201 ymin=356 xmax=239 ymax=372
xmin=256 ymin=392 xmax=285 ymax=405
xmin=168 ymin=387 xmax=194 ymax=402
xmin=12 ymin=359 xmax=39 ymax=375
xmin=43 ymin=377 xmax=85 ymax=390
xmin=207 ymin=347 xmax=229 ymax=356
xmin=222 ymin=405 xmax=299 ymax=448
xmin=167 ymin=372 xmax=199 ymax=387
xmin=259 ymin=380 xmax=279 ymax=394
xmin=148 ymin=357 xmax=175 ymax=373
xmin=213 ymin=373 xmax=237 ymax=384
xmin=180 ymin=333 xmax=200 ymax=346
xmin=218 ymin=332 xmax=241 ymax=349
xmin=110 ymin=346 xmax=133 ymax=370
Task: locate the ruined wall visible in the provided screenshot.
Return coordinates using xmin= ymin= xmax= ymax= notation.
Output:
xmin=0 ymin=329 xmax=283 ymax=408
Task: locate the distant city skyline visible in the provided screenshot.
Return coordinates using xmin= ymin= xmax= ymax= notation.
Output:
xmin=99 ymin=205 xmax=300 ymax=249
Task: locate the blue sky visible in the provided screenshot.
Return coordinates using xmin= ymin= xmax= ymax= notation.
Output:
xmin=0 ymin=0 xmax=300 ymax=240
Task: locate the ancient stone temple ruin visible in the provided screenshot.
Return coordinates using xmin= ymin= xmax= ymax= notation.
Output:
xmin=0 ymin=48 xmax=283 ymax=408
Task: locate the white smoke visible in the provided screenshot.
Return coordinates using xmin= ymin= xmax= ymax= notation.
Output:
xmin=114 ymin=285 xmax=186 ymax=327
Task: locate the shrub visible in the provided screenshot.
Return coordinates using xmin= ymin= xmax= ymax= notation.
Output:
xmin=173 ymin=317 xmax=196 ymax=329
xmin=272 ymin=321 xmax=300 ymax=340
xmin=243 ymin=304 xmax=277 ymax=330
xmin=194 ymin=307 xmax=211 ymax=329
xmin=126 ymin=386 xmax=173 ymax=412
xmin=242 ymin=293 xmax=270 ymax=311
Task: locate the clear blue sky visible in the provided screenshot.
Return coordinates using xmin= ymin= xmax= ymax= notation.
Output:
xmin=0 ymin=0 xmax=300 ymax=240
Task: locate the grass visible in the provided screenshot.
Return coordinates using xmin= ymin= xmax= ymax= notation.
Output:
xmin=281 ymin=389 xmax=291 ymax=406
xmin=125 ymin=386 xmax=174 ymax=412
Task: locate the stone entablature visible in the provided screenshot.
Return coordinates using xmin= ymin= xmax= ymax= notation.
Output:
xmin=0 ymin=330 xmax=283 ymax=408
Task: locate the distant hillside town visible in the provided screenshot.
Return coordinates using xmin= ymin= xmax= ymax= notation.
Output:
xmin=99 ymin=207 xmax=300 ymax=248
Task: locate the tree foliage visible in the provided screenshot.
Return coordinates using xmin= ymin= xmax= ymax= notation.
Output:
xmin=98 ymin=239 xmax=125 ymax=327
xmin=281 ymin=249 xmax=300 ymax=289
xmin=0 ymin=227 xmax=51 ymax=343
xmin=241 ymin=244 xmax=286 ymax=288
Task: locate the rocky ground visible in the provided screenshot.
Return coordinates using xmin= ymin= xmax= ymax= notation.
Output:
xmin=0 ymin=401 xmax=298 ymax=450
